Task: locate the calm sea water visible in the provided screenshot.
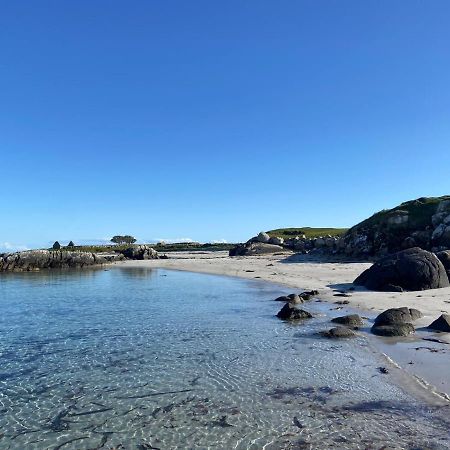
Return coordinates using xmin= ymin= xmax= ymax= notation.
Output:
xmin=0 ymin=267 xmax=449 ymax=450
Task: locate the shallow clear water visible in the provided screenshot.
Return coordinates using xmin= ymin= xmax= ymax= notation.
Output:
xmin=0 ymin=267 xmax=449 ymax=450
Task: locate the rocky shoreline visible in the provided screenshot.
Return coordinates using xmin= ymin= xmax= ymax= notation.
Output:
xmin=0 ymin=245 xmax=159 ymax=272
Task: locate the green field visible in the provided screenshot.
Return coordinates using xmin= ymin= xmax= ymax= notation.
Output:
xmin=267 ymin=227 xmax=348 ymax=239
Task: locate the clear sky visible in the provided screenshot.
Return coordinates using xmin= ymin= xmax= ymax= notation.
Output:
xmin=1 ymin=1 xmax=449 ymax=250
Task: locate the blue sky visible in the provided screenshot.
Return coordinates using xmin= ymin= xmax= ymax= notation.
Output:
xmin=1 ymin=1 xmax=449 ymax=250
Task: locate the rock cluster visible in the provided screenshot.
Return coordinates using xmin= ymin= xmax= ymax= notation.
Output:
xmin=0 ymin=250 xmax=125 ymax=272
xmin=119 ymin=245 xmax=159 ymax=260
xmin=354 ymin=247 xmax=450 ymax=292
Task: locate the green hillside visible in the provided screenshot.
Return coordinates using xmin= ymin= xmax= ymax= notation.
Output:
xmin=267 ymin=227 xmax=348 ymax=239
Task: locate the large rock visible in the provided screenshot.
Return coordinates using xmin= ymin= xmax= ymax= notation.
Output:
xmin=276 ymin=303 xmax=313 ymax=321
xmin=436 ymin=250 xmax=450 ymax=276
xmin=373 ymin=307 xmax=422 ymax=326
xmin=354 ymin=247 xmax=450 ymax=291
xmin=256 ymin=232 xmax=271 ymax=243
xmin=229 ymin=242 xmax=288 ymax=257
xmin=371 ymin=307 xmax=421 ymax=337
xmin=428 ymin=314 xmax=450 ymax=332
xmin=120 ymin=245 xmax=158 ymax=260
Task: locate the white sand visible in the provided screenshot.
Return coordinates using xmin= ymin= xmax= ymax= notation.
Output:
xmin=118 ymin=251 xmax=450 ymax=402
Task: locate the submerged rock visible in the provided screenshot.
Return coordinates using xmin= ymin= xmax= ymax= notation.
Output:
xmin=428 ymin=314 xmax=450 ymax=332
xmin=354 ymin=247 xmax=449 ymax=291
xmin=331 ymin=314 xmax=364 ymax=327
xmin=276 ymin=303 xmax=313 ymax=321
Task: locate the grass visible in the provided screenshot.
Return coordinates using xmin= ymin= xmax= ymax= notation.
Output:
xmin=267 ymin=227 xmax=348 ymax=239
xmin=352 ymin=195 xmax=450 ymax=232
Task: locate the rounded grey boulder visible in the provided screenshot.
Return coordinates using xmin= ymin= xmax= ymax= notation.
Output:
xmin=321 ymin=327 xmax=356 ymax=339
xmin=331 ymin=314 xmax=364 ymax=327
xmin=354 ymin=247 xmax=450 ymax=291
xmin=373 ymin=307 xmax=422 ymax=326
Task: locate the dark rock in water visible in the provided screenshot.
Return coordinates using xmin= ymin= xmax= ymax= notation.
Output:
xmin=354 ymin=247 xmax=450 ymax=291
xmin=428 ymin=314 xmax=450 ymax=332
xmin=229 ymin=242 xmax=288 ymax=256
xmin=371 ymin=324 xmax=415 ymax=337
xmin=276 ymin=303 xmax=313 ymax=321
xmin=331 ymin=314 xmax=364 ymax=327
xmin=299 ymin=290 xmax=319 ymax=301
xmin=321 ymin=327 xmax=356 ymax=339
xmin=373 ymin=307 xmax=422 ymax=326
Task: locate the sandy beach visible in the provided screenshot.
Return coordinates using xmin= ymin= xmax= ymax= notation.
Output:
xmin=120 ymin=251 xmax=450 ymax=404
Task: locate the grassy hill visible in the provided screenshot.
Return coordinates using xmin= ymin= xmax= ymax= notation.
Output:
xmin=267 ymin=227 xmax=348 ymax=239
xmin=350 ymin=196 xmax=450 ymax=232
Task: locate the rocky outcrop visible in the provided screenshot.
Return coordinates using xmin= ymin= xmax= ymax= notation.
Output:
xmin=354 ymin=247 xmax=450 ymax=291
xmin=370 ymin=307 xmax=422 ymax=337
xmin=340 ymin=196 xmax=450 ymax=257
xmin=229 ymin=242 xmax=288 ymax=256
xmin=0 ymin=250 xmax=125 ymax=272
xmin=428 ymin=314 xmax=450 ymax=332
xmin=276 ymin=303 xmax=313 ymax=320
xmin=119 ymin=245 xmax=158 ymax=260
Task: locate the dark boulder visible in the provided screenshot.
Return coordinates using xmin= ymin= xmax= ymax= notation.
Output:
xmin=331 ymin=314 xmax=364 ymax=327
xmin=321 ymin=327 xmax=356 ymax=339
xmin=436 ymin=250 xmax=450 ymax=276
xmin=354 ymin=247 xmax=450 ymax=291
xmin=428 ymin=314 xmax=450 ymax=332
xmin=373 ymin=307 xmax=422 ymax=326
xmin=371 ymin=324 xmax=415 ymax=337
xmin=276 ymin=303 xmax=313 ymax=321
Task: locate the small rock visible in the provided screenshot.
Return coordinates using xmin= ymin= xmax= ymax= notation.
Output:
xmin=331 ymin=314 xmax=364 ymax=327
xmin=427 ymin=314 xmax=450 ymax=332
xmin=373 ymin=307 xmax=422 ymax=326
xmin=276 ymin=303 xmax=313 ymax=321
xmin=321 ymin=327 xmax=356 ymax=339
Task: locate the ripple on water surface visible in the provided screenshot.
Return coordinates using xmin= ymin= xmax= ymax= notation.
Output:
xmin=0 ymin=267 xmax=449 ymax=450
